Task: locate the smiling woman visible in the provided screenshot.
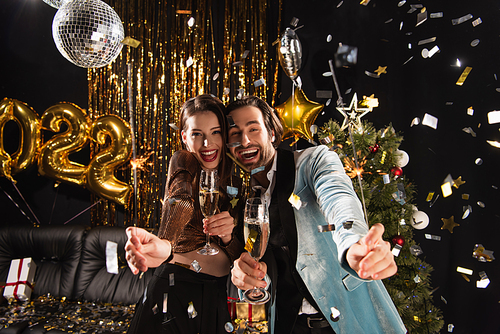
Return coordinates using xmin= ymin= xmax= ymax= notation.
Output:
xmin=125 ymin=94 xmax=244 ymax=334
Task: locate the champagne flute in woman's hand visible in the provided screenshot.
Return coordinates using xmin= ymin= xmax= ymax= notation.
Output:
xmin=197 ymin=169 xmax=220 ymax=255
xmin=242 ymin=197 xmax=270 ymax=304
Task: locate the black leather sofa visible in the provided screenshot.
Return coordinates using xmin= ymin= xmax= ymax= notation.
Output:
xmin=0 ymin=224 xmax=154 ymax=333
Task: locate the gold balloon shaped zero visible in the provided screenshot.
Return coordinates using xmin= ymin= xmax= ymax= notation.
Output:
xmin=0 ymin=98 xmax=41 ymax=181
xmin=86 ymin=115 xmax=132 ymax=206
xmin=38 ymin=102 xmax=90 ymax=186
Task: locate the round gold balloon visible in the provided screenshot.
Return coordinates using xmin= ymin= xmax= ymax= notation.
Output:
xmin=0 ymin=98 xmax=41 ymax=181
xmin=275 ymin=87 xmax=324 ymax=142
xmin=38 ymin=102 xmax=90 ymax=186
xmin=86 ymin=115 xmax=132 ymax=206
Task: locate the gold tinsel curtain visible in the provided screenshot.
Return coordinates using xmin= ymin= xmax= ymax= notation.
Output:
xmin=87 ymin=0 xmax=281 ymax=228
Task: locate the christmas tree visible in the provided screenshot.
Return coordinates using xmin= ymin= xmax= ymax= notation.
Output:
xmin=318 ymin=106 xmax=444 ymax=333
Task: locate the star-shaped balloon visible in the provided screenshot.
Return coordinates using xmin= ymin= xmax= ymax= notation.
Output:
xmin=275 ymin=87 xmax=324 ymax=142
xmin=336 ymin=93 xmax=373 ymax=132
xmin=441 ymin=216 xmax=460 ymax=233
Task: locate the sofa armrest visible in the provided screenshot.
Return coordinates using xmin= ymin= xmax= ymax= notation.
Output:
xmin=0 ymin=225 xmax=86 ymax=299
xmin=73 ymin=226 xmax=153 ymax=304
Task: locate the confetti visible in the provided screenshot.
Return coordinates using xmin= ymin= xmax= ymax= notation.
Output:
xmin=461 ymin=273 xmax=470 ymax=282
xmin=448 ymin=324 xmax=454 ymax=332
xmin=425 ymin=234 xmax=441 ymax=241
xmin=410 ymin=117 xmax=420 ymax=126
xmin=473 ymin=244 xmax=495 ymax=262
xmin=429 ymin=193 xmax=440 ymax=207
xmin=470 ymin=39 xmax=480 ymax=47
xmin=169 ymin=123 xmax=179 ymax=130
xmin=456 ymin=66 xmax=472 ymax=86
xmin=472 ymin=18 xmax=482 ymax=27
xmin=186 ymin=56 xmax=193 ymax=67
xmin=397 ymin=0 xmax=406 ymax=7
xmin=426 ymin=192 xmax=435 ymax=202
xmin=467 ymin=106 xmax=474 ymax=115
xmin=441 ymin=216 xmax=459 ymax=233
xmin=254 ymin=78 xmax=265 ymax=87
xmin=383 ymin=174 xmax=390 ymax=184
xmin=462 ymin=193 xmax=469 ymax=200
xmin=163 ymin=293 xmax=168 ymax=313
xmin=477 ymin=201 xmax=485 ymax=208
xmin=453 ymin=176 xmax=466 ymax=188
xmin=427 ymin=45 xmax=440 ymax=57
xmin=418 ymin=37 xmax=436 ymax=45
xmin=422 ymin=113 xmax=438 ymax=129
xmin=487 ymin=110 xmax=500 ymax=124
xmin=416 ymin=10 xmax=427 ymax=27
xmin=441 ymin=296 xmax=448 ymax=304
xmin=169 ymin=273 xmax=175 ymax=286
xmin=414 ymin=274 xmax=421 ymax=283
xmin=191 ymin=260 xmax=202 ymax=273
xmin=441 ymin=182 xmax=452 ymax=198
xmin=456 ymin=266 xmax=473 ymax=275
xmin=360 ymin=0 xmax=371 ymax=6
xmin=232 ymin=60 xmax=243 ymax=66
xmin=462 ymin=205 xmax=471 ymax=219
xmin=327 ymin=34 xmax=332 ymax=42
xmin=365 ymin=71 xmax=380 ymax=78
xmin=241 ymin=50 xmax=250 ymax=59
xmin=322 ymin=71 xmax=332 ymax=77
xmin=403 ymin=56 xmax=414 ymax=65
xmin=288 ymin=193 xmax=302 ymax=210
xmin=487 ymin=140 xmax=500 ymax=148
xmin=475 ymin=158 xmax=483 ymax=165
xmin=212 ymin=72 xmax=219 ymax=80
xmin=343 ymin=221 xmax=353 ymax=229
xmin=187 ymin=301 xmax=198 ymax=318
xmin=290 ymin=17 xmax=299 ymax=27
xmin=462 ymin=127 xmax=476 ymax=137
xmin=105 ymin=240 xmax=119 ymax=274
xmin=476 ymin=271 xmax=490 ymax=288
xmin=121 ymin=36 xmax=141 ymax=48
xmin=430 ymin=12 xmax=443 ymax=19
xmin=330 ymin=307 xmax=341 ymax=322
xmin=452 ymin=13 xmax=473 ymax=25
xmin=392 ymin=244 xmax=402 ymax=256
xmin=187 ymin=17 xmax=195 ymax=27
xmin=374 ymin=66 xmax=387 ymax=75
xmin=317 ymin=224 xmax=336 ymax=233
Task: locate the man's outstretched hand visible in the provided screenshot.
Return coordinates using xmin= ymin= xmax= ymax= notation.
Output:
xmin=125 ymin=227 xmax=171 ymax=275
xmin=346 ymin=223 xmax=397 ymax=280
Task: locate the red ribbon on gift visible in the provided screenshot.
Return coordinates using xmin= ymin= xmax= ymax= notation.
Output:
xmin=248 ymin=303 xmax=253 ymax=322
xmin=5 ymin=258 xmax=34 ymax=301
xmin=227 ymin=297 xmax=238 ymax=319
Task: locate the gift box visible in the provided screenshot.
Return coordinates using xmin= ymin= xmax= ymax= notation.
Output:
xmin=236 ymin=302 xmax=266 ymax=322
xmin=4 ymin=257 xmax=37 ymax=302
xmin=227 ymin=297 xmax=238 ymax=319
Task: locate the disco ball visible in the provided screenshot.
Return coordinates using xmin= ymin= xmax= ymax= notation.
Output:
xmin=52 ymin=0 xmax=125 ymax=68
xmin=43 ymin=0 xmax=69 ymax=9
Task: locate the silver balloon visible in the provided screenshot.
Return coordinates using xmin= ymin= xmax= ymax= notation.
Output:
xmin=278 ymin=27 xmax=302 ymax=80
xmin=52 ymin=0 xmax=124 ymax=68
xmin=43 ymin=0 xmax=69 ymax=9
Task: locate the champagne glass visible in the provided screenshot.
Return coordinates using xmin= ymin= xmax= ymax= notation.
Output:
xmin=242 ymin=197 xmax=270 ymax=304
xmin=197 ymin=169 xmax=220 ymax=255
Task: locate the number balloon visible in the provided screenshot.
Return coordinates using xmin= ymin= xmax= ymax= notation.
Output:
xmin=38 ymin=103 xmax=90 ymax=186
xmin=0 ymin=98 xmax=41 ymax=181
xmin=86 ymin=115 xmax=132 ymax=206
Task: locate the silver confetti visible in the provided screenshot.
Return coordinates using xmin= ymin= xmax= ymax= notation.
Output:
xmin=318 ymin=224 xmax=335 ymax=233
xmin=418 ymin=37 xmax=436 ymax=45
xmin=186 ymin=56 xmax=193 ymax=68
xmin=462 ymin=205 xmax=472 ymax=219
xmin=397 ymin=0 xmax=406 ymax=7
xmin=169 ymin=273 xmax=175 ymax=286
xmin=475 ymin=158 xmax=483 ymax=165
xmin=254 ymin=78 xmax=265 ymax=87
xmin=212 ymin=72 xmax=219 ymax=81
xmin=425 ymin=234 xmax=441 ymax=241
xmin=430 ymin=12 xmax=443 ymax=19
xmin=462 ymin=127 xmax=476 ymax=137
xmin=472 ymin=18 xmax=482 ymax=27
xmin=365 ymin=71 xmax=380 ymax=78
xmin=452 ymin=13 xmax=473 ymax=25
xmin=410 ymin=245 xmax=423 ymax=256
xmin=191 ymin=260 xmax=202 ymax=273
xmin=327 ymin=34 xmax=332 ymax=42
xmin=477 ymin=201 xmax=485 ymax=208
xmin=169 ymin=123 xmax=179 ymax=130
xmin=241 ymin=50 xmax=250 ymax=59
xmin=471 ymin=39 xmax=480 ymax=47
xmin=290 ymin=17 xmax=299 ymax=27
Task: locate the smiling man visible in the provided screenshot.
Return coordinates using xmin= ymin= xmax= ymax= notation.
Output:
xmin=226 ymin=96 xmax=406 ymax=334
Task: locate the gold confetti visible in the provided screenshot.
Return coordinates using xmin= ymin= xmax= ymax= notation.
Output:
xmin=441 ymin=216 xmax=459 ymax=233
xmin=374 ymin=66 xmax=387 ymax=75
xmin=453 ymin=176 xmax=466 ymax=188
xmin=426 ymin=192 xmax=435 ymax=202
xmin=456 ymin=66 xmax=472 ymax=86
xmin=462 ymin=193 xmax=470 ymax=200
xmin=121 ymin=36 xmax=141 ymax=48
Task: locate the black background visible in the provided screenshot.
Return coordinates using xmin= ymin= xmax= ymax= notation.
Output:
xmin=2 ymin=1 xmax=500 ymax=333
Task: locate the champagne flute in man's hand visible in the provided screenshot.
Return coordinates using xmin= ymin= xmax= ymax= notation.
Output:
xmin=242 ymin=197 xmax=270 ymax=304
xmin=197 ymin=169 xmax=220 ymax=256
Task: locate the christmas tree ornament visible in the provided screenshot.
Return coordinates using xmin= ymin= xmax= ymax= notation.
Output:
xmin=411 ymin=210 xmax=429 ymax=230
xmin=390 ymin=166 xmax=403 ymax=177
xmin=392 ymin=235 xmax=405 ymax=247
xmin=394 ymin=149 xmax=409 ymax=168
xmin=370 ymin=144 xmax=380 ymax=153
xmin=52 ymin=0 xmax=124 ymax=68
xmin=336 ymin=93 xmax=372 ymax=132
xmin=441 ymin=216 xmax=460 ymax=233
xmin=275 ymin=87 xmax=324 ymax=142
xmin=410 ymin=245 xmax=424 ymax=256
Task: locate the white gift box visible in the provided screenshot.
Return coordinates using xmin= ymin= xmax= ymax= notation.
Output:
xmin=3 ymin=257 xmax=37 ymax=302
